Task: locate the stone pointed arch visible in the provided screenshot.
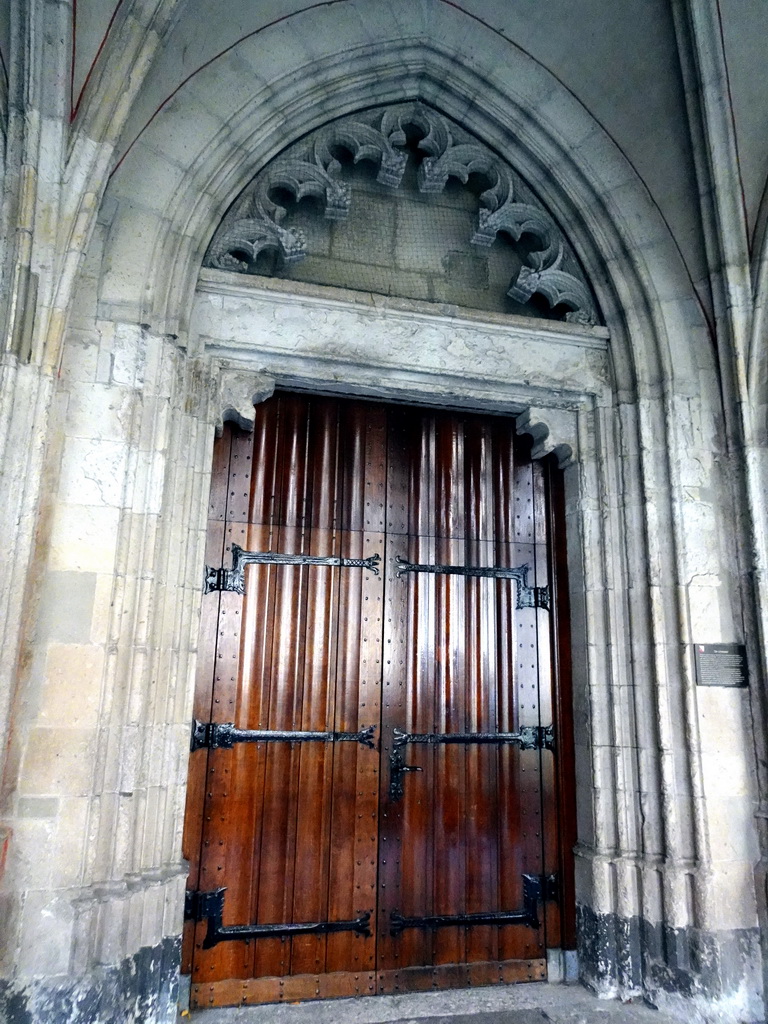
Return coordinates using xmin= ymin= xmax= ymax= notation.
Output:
xmin=80 ymin=11 xmax=761 ymax=1020
xmin=101 ymin=27 xmax=711 ymax=398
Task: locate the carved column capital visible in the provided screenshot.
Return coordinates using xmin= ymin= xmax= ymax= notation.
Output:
xmin=214 ymin=365 xmax=276 ymax=436
xmin=516 ymin=406 xmax=578 ymax=467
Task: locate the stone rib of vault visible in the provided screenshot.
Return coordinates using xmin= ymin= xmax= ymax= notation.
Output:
xmin=204 ymin=102 xmax=598 ymax=326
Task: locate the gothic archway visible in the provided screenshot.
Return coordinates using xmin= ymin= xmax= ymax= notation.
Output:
xmin=86 ymin=20 xmax=743 ymax=1014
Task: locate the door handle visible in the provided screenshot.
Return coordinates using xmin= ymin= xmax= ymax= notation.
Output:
xmin=388 ymin=744 xmax=423 ymax=801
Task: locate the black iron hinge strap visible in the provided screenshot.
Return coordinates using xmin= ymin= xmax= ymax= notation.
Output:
xmin=191 ymin=720 xmax=377 ymax=752
xmin=185 ymin=888 xmax=371 ymax=949
xmin=395 ymin=725 xmax=555 ymax=749
xmin=388 ymin=724 xmax=554 ymax=801
xmin=205 ymin=544 xmax=381 ymax=594
xmin=389 ymin=874 xmax=557 ymax=935
xmin=395 ymin=556 xmax=549 ymax=610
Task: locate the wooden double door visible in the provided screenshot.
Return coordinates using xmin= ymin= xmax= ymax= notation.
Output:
xmin=183 ymin=393 xmax=574 ymax=1009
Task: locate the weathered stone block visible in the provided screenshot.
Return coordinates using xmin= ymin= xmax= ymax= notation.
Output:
xmin=64 ymin=383 xmax=135 ymax=443
xmin=52 ymin=797 xmax=89 ymax=887
xmin=330 ymin=194 xmax=395 ymax=266
xmin=39 ymin=644 xmax=105 ymax=729
xmin=20 ymin=729 xmax=95 ymax=797
xmin=16 ymin=891 xmax=75 ymax=977
xmin=35 ymin=572 xmax=97 ymax=645
xmin=49 ymin=504 xmax=121 ymax=574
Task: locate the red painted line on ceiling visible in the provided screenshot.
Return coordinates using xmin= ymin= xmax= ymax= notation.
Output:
xmin=106 ymin=0 xmax=714 ymax=341
xmin=71 ymin=0 xmax=125 ymax=122
xmin=109 ymin=0 xmax=349 ymax=177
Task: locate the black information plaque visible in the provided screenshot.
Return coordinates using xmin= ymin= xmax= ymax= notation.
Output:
xmin=693 ymin=643 xmax=748 ymax=687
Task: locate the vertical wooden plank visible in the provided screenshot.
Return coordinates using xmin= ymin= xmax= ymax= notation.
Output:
xmin=432 ymin=413 xmax=465 ymax=970
xmin=219 ymin=424 xmax=270 ymax=986
xmin=290 ymin=399 xmax=340 ymax=976
xmin=192 ymin=426 xmax=257 ymax=984
xmin=493 ymin=429 xmax=530 ymax=965
xmin=531 ymin=457 xmax=560 ymax=951
xmin=253 ymin=395 xmax=311 ymax=980
xmin=463 ymin=420 xmax=498 ymax=966
xmin=183 ymin=429 xmax=232 ymax=975
xmin=240 ymin=396 xmax=283 ymax=983
xmin=356 ymin=399 xmax=387 ymax=966
xmin=377 ymin=407 xmax=414 ymax=979
xmin=546 ymin=456 xmax=577 ymax=950
xmin=331 ymin=402 xmax=385 ymax=977
xmin=325 ymin=405 xmax=367 ymax=975
xmin=510 ymin=446 xmax=546 ymax=965
xmin=406 ymin=411 xmax=438 ymax=973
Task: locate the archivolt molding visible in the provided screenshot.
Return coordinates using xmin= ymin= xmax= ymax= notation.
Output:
xmin=203 ymin=102 xmax=598 ymax=326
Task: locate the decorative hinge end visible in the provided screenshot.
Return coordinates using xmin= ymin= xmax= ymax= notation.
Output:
xmin=185 ymin=887 xmax=226 ymax=923
xmin=517 ymin=724 xmax=556 ymax=752
xmin=190 ymin=720 xmax=212 ymax=751
xmin=542 ymin=723 xmax=555 ymax=751
xmin=519 ymin=584 xmax=550 ymax=610
xmin=522 ymin=872 xmax=559 ymax=928
xmin=203 ymin=565 xmax=244 ymax=594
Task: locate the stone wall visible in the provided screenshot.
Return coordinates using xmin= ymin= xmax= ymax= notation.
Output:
xmin=0 ymin=317 xmax=209 ymax=1022
xmin=257 ymin=162 xmax=531 ymax=316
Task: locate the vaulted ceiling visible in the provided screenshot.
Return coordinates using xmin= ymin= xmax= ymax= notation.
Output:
xmin=718 ymin=0 xmax=768 ymax=237
xmin=0 ymin=0 xmax=752 ymax=359
xmin=62 ymin=0 xmax=768 ymax=327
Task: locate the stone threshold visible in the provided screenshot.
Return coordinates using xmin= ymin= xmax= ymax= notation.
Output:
xmin=184 ymin=982 xmax=681 ymax=1024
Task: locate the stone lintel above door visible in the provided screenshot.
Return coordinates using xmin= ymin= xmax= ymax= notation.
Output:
xmin=201 ymin=273 xmax=608 ymax=466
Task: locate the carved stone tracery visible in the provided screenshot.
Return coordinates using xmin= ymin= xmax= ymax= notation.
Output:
xmin=204 ymin=103 xmax=597 ymax=325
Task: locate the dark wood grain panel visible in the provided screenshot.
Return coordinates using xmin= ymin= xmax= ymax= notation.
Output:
xmin=191 ymin=427 xmax=257 ymax=984
xmin=325 ymin=402 xmax=386 ymax=976
xmin=531 ymin=457 xmax=560 ymax=950
xmin=186 ymin=395 xmax=573 ymax=1005
xmin=288 ymin=401 xmax=341 ymax=976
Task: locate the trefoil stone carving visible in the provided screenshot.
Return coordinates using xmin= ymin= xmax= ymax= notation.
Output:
xmin=204 ymin=103 xmax=597 ymax=325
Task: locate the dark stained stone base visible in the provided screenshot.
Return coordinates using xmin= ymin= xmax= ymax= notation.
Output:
xmin=577 ymin=903 xmax=763 ymax=1016
xmin=0 ymin=936 xmax=180 ymax=1024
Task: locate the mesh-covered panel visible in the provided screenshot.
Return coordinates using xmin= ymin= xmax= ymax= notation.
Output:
xmin=251 ymin=156 xmax=557 ymax=319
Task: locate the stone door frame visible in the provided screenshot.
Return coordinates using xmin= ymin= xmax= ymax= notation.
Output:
xmin=187 ymin=271 xmax=613 ymax=976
